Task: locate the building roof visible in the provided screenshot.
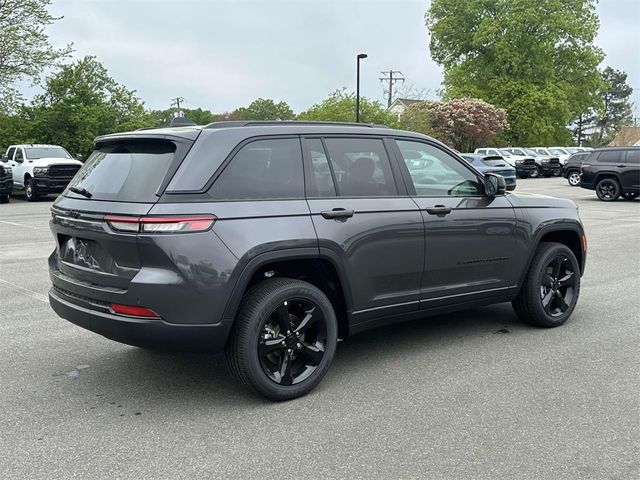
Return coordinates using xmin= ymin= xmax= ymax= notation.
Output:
xmin=608 ymin=127 xmax=640 ymax=146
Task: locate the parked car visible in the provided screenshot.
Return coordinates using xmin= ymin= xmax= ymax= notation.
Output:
xmin=538 ymin=147 xmax=570 ymax=165
xmin=506 ymin=148 xmax=562 ymax=178
xmin=563 ymin=152 xmax=591 ymax=186
xmin=473 ymin=148 xmax=536 ymax=178
xmin=2 ymin=144 xmax=83 ymax=201
xmin=579 ymin=147 xmax=640 ymax=201
xmin=460 ymin=153 xmax=516 ymax=190
xmin=48 ymin=121 xmax=587 ymax=400
xmin=0 ymin=161 xmax=12 ymax=203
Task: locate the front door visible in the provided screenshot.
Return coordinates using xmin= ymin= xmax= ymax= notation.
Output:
xmin=10 ymin=147 xmax=26 ymax=187
xmin=302 ymin=136 xmax=425 ymax=324
xmin=391 ymin=139 xmax=518 ymax=308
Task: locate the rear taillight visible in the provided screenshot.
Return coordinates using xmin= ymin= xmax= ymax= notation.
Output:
xmin=110 ymin=303 xmax=160 ymax=318
xmin=104 ymin=215 xmax=216 ymax=234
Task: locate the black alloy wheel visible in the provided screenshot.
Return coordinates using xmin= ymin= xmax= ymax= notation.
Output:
xmin=25 ymin=178 xmax=38 ymax=201
xmin=567 ymin=171 xmax=581 ymax=186
xmin=596 ymin=178 xmax=621 ymax=201
xmin=226 ymin=278 xmax=337 ymax=400
xmin=258 ymin=298 xmax=328 ymax=386
xmin=539 ymin=255 xmax=577 ymax=318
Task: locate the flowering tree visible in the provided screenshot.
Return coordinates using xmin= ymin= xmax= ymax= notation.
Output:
xmin=401 ymin=98 xmax=508 ymax=152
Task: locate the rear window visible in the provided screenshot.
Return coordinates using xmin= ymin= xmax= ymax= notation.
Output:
xmin=482 ymin=158 xmax=508 ymax=167
xmin=65 ymin=140 xmax=175 ymax=202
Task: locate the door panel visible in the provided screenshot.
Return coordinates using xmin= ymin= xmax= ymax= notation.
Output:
xmin=391 ymin=139 xmax=518 ymax=306
xmin=308 ymin=198 xmax=424 ymax=317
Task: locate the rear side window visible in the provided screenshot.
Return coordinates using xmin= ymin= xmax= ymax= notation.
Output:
xmin=208 ymin=138 xmax=304 ymax=200
xmin=14 ymin=149 xmax=24 ymax=161
xmin=597 ymin=150 xmax=623 ymax=163
xmin=66 ymin=140 xmax=176 ymax=202
xmin=625 ymin=150 xmax=640 ymax=165
xmin=323 ymin=138 xmax=397 ymax=197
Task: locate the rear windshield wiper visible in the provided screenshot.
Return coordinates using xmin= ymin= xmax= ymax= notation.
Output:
xmin=69 ymin=186 xmax=92 ymax=198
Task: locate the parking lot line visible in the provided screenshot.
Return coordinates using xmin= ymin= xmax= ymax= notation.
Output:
xmin=0 ymin=278 xmax=49 ymax=303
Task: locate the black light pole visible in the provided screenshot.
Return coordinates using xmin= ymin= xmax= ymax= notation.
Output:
xmin=356 ymin=53 xmax=368 ymax=122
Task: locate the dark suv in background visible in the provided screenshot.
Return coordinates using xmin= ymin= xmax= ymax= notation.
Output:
xmin=48 ymin=121 xmax=587 ymax=400
xmin=579 ymin=147 xmax=640 ymax=201
xmin=563 ymin=151 xmax=591 ymax=187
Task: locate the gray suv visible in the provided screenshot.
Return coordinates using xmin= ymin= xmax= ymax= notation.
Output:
xmin=48 ymin=121 xmax=587 ymax=400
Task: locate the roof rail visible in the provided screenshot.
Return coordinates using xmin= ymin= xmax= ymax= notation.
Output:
xmin=203 ymin=120 xmax=383 ymax=129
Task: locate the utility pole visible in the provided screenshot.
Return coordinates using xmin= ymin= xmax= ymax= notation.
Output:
xmin=171 ymin=97 xmax=185 ymax=117
xmin=379 ymin=70 xmax=405 ymax=108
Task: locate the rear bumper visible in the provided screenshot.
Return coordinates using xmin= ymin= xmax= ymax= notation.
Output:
xmin=33 ymin=175 xmax=74 ymax=193
xmin=49 ymin=288 xmax=231 ymax=352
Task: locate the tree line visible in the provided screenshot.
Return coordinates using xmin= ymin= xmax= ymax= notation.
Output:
xmin=0 ymin=0 xmax=634 ymax=159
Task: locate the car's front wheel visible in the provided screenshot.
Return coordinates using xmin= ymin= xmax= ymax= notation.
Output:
xmin=530 ymin=166 xmax=541 ymax=178
xmin=512 ymin=242 xmax=581 ymax=328
xmin=567 ymin=171 xmax=581 ymax=186
xmin=226 ymin=278 xmax=338 ymax=401
xmin=25 ymin=178 xmax=39 ymax=201
xmin=596 ymin=178 xmax=621 ymax=201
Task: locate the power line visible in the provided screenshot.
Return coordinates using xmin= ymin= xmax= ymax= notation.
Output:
xmin=379 ymin=70 xmax=405 ymax=108
xmin=170 ymin=97 xmax=185 ymax=117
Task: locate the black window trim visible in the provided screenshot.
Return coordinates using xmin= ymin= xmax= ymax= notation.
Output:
xmin=301 ymin=137 xmax=338 ymax=198
xmin=388 ymin=136 xmax=487 ymax=198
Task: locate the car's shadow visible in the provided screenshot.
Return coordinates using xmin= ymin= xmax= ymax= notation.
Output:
xmin=73 ymin=303 xmax=527 ymax=409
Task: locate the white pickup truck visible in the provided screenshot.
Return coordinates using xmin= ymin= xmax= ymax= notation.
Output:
xmin=1 ymin=144 xmax=83 ymax=201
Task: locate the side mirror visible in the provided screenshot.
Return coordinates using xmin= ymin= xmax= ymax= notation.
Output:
xmin=0 ymin=155 xmax=7 ymax=162
xmin=75 ymin=153 xmax=84 ymax=161
xmin=484 ymin=173 xmax=506 ymax=196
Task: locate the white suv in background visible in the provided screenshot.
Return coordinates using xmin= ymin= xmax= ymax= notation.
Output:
xmin=2 ymin=144 xmax=83 ymax=201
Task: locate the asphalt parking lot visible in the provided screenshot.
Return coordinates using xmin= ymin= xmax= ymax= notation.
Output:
xmin=0 ymin=177 xmax=638 ymax=479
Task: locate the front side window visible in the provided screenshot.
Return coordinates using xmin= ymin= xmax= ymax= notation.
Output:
xmin=304 ymin=139 xmax=336 ymax=198
xmin=209 ymin=138 xmax=304 ymax=200
xmin=5 ymin=147 xmax=16 ymax=161
xmin=323 ymin=138 xmax=397 ymax=197
xmin=396 ymin=140 xmax=483 ymax=196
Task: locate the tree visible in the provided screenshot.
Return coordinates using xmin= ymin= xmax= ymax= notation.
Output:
xmin=298 ymin=89 xmax=398 ymax=126
xmin=400 ymin=98 xmax=508 ymax=151
xmin=426 ymin=0 xmax=604 ymax=145
xmin=0 ymin=0 xmax=72 ymax=113
xmin=24 ymin=56 xmax=155 ymax=156
xmin=150 ymin=107 xmax=218 ymax=126
xmin=593 ymin=67 xmax=633 ymax=146
xmin=235 ymin=98 xmax=295 ymax=121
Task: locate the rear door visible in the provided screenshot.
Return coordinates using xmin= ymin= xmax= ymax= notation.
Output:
xmin=622 ymin=149 xmax=640 ymax=190
xmin=302 ymin=136 xmax=424 ymax=324
xmin=50 ymin=137 xmax=192 ymax=291
xmin=390 ymin=138 xmax=518 ymax=308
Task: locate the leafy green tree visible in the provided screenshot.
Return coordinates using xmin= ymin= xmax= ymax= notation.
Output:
xmin=427 ymin=0 xmax=604 ymax=145
xmin=24 ymin=56 xmax=155 ymax=156
xmin=150 ymin=107 xmax=219 ymax=126
xmin=0 ymin=0 xmax=72 ymax=113
xmin=236 ymin=98 xmax=295 ymax=121
xmin=298 ymin=89 xmax=398 ymax=126
xmin=593 ymin=67 xmax=633 ymax=146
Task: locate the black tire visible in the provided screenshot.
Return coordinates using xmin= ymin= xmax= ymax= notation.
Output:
xmin=225 ymin=278 xmax=338 ymax=401
xmin=0 ymin=194 xmax=9 ymax=204
xmin=519 ymin=174 xmax=529 ymax=179
xmin=530 ymin=166 xmax=541 ymax=178
xmin=512 ymin=242 xmax=580 ymax=328
xmin=622 ymin=192 xmax=638 ymax=200
xmin=567 ymin=170 xmax=581 ymax=187
xmin=25 ymin=178 xmax=38 ymax=201
xmin=553 ymin=169 xmax=562 ymax=177
xmin=595 ymin=178 xmax=621 ymax=201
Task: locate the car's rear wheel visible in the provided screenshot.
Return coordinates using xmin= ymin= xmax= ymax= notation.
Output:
xmin=512 ymin=242 xmax=580 ymax=328
xmin=596 ymin=178 xmax=621 ymax=201
xmin=25 ymin=179 xmax=38 ymax=201
xmin=567 ymin=171 xmax=581 ymax=186
xmin=622 ymin=192 xmax=638 ymax=200
xmin=226 ymin=278 xmax=338 ymax=401
xmin=530 ymin=166 xmax=541 ymax=178
xmin=0 ymin=194 xmax=9 ymax=203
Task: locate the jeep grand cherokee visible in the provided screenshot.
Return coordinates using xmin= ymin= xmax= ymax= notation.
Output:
xmin=48 ymin=121 xmax=587 ymax=400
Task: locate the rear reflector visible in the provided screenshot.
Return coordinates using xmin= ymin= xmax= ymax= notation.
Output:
xmin=110 ymin=303 xmax=160 ymax=318
xmin=104 ymin=215 xmax=216 ymax=233
xmin=582 ymin=235 xmax=587 ymax=252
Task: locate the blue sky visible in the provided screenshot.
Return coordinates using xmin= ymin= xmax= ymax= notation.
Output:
xmin=30 ymin=0 xmax=640 ymax=115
